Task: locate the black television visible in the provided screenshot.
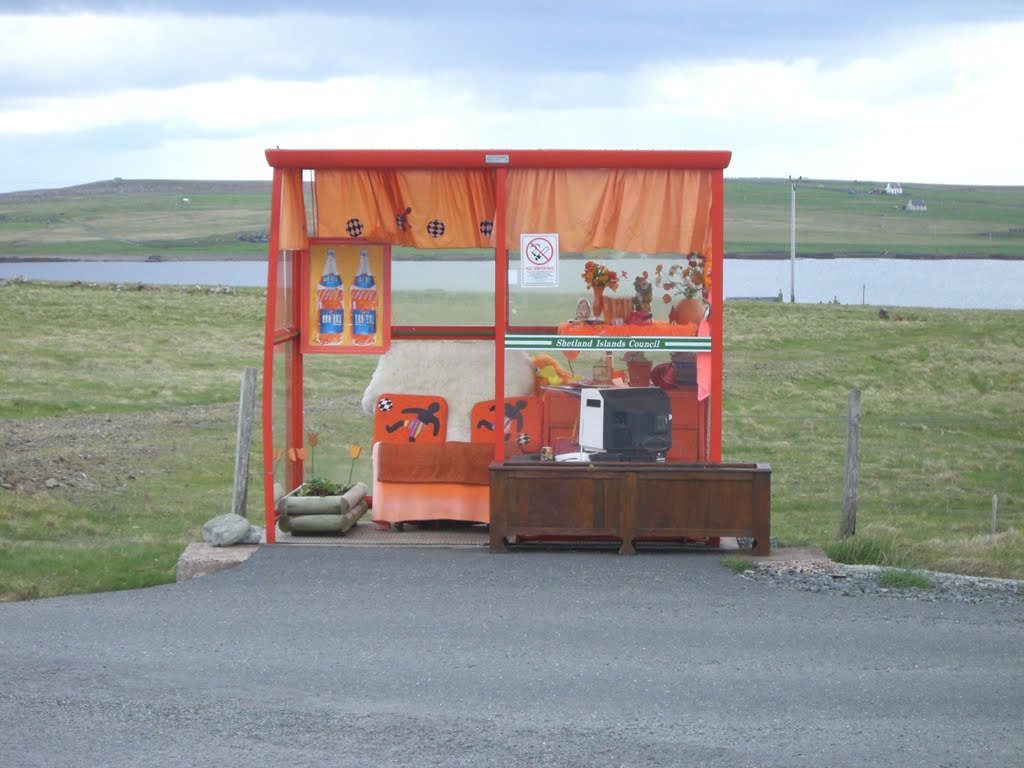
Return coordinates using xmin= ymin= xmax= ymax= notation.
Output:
xmin=578 ymin=387 xmax=672 ymax=461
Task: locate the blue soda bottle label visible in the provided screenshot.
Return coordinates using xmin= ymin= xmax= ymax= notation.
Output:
xmin=319 ymin=307 xmax=344 ymax=334
xmin=352 ymin=307 xmax=376 ymax=336
xmin=318 ymin=266 xmax=343 ymax=340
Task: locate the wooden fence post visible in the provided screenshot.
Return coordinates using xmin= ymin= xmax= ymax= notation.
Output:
xmin=841 ymin=388 xmax=861 ymax=538
xmin=231 ymin=368 xmax=258 ymax=518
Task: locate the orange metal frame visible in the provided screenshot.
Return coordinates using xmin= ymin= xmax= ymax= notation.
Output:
xmin=261 ymin=149 xmax=732 ymax=544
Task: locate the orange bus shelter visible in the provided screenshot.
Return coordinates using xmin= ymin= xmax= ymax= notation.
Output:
xmin=262 ymin=149 xmax=732 ymax=544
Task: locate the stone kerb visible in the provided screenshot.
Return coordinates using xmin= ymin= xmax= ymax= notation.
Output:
xmin=175 ymin=542 xmax=259 ymax=582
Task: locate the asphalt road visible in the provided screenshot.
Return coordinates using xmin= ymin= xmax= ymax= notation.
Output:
xmin=2 ymin=546 xmax=1021 ymax=768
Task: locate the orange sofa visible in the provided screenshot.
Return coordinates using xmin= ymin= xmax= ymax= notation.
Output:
xmin=368 ymin=391 xmax=545 ymax=529
xmin=371 ymin=440 xmax=493 ymax=528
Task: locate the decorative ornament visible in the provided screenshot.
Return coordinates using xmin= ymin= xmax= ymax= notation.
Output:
xmin=574 ymin=298 xmax=592 ymax=320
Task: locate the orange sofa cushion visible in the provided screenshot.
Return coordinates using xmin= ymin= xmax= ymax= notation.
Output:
xmin=470 ymin=396 xmax=543 ymax=454
xmin=372 ymin=393 xmax=448 ymax=445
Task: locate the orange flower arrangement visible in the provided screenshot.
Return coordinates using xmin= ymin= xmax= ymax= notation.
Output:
xmin=581 ymin=261 xmax=621 ymax=291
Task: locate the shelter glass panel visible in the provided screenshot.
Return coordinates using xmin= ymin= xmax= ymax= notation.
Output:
xmin=390 ymin=246 xmax=496 ymax=330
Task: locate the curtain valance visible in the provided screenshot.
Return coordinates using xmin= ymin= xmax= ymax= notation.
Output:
xmin=287 ymin=167 xmax=713 ymax=254
xmin=314 ymin=169 xmax=497 ymax=248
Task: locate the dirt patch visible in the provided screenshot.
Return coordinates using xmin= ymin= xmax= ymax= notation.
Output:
xmin=0 ymin=404 xmax=236 ymax=498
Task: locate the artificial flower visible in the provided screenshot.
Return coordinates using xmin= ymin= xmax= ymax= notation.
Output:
xmin=654 ymin=252 xmax=708 ymax=300
xmin=347 ymin=444 xmax=362 ymax=485
xmin=581 ymin=261 xmax=620 ymax=291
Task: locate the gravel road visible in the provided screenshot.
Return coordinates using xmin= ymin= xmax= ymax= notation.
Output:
xmin=1 ymin=546 xmax=1021 ymax=768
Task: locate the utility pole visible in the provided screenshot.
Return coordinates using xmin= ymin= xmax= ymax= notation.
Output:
xmin=789 ymin=175 xmax=801 ymax=304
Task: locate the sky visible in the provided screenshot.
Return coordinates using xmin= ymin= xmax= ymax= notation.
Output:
xmin=2 ymin=1 xmax=1023 ymax=192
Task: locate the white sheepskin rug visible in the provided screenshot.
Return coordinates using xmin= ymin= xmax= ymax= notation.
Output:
xmin=361 ymin=341 xmax=537 ymax=441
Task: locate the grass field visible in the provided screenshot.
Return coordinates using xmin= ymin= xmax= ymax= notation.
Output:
xmin=1 ymin=280 xmax=1021 ymax=600
xmin=1 ymin=177 xmax=1022 ymax=259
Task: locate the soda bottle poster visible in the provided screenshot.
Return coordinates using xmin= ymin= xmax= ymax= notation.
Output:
xmin=304 ymin=242 xmax=390 ymax=354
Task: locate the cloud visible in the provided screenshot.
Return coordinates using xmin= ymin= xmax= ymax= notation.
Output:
xmin=0 ymin=3 xmax=1022 ymax=190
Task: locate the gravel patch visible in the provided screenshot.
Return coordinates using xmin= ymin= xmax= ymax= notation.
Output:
xmin=739 ymin=557 xmax=1024 ymax=607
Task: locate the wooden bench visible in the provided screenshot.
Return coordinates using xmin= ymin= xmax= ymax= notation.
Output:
xmin=489 ymin=461 xmax=771 ymax=554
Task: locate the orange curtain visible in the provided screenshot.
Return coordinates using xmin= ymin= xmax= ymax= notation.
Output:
xmin=278 ymin=168 xmax=308 ymax=251
xmin=314 ymin=169 xmax=496 ymax=248
xmin=311 ymin=166 xmax=712 ymax=254
xmin=505 ymin=168 xmax=713 ymax=254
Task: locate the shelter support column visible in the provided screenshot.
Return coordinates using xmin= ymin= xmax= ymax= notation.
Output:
xmin=262 ymin=169 xmax=284 ymax=543
xmin=493 ymin=166 xmax=508 ymax=462
xmin=710 ymin=169 xmax=725 ymax=462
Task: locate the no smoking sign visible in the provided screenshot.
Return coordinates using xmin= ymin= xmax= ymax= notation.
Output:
xmin=525 ymin=237 xmax=554 ymax=264
xmin=520 ymin=233 xmax=559 ymax=287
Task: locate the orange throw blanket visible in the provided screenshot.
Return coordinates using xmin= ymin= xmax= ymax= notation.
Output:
xmin=377 ymin=441 xmax=494 ymax=486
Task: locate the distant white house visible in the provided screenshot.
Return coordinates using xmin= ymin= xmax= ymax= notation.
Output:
xmin=905 ymin=199 xmax=927 ymax=212
xmin=885 ymin=182 xmax=903 ymax=195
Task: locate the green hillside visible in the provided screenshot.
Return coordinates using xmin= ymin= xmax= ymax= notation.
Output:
xmin=727 ymin=178 xmax=1024 ymax=257
xmin=0 ymin=180 xmax=270 ymax=259
xmin=1 ymin=177 xmax=1021 ymax=260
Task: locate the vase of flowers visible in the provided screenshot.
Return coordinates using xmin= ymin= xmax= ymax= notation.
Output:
xmin=654 ymin=253 xmax=709 ymax=329
xmin=582 ymin=260 xmax=621 ymax=319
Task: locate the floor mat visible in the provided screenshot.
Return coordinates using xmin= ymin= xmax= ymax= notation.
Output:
xmin=273 ymin=520 xmax=489 ymax=547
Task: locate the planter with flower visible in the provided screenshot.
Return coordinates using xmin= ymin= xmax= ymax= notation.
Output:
xmin=275 ymin=442 xmax=369 ymax=534
xmin=623 ymin=351 xmax=653 ymax=387
xmin=654 ymin=253 xmax=709 ymax=330
xmin=581 ymin=260 xmax=622 ymax=320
